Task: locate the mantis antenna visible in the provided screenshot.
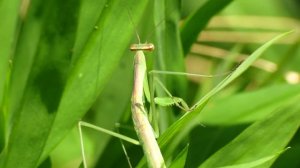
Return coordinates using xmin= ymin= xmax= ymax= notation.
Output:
xmin=127 ymin=9 xmax=141 ymax=44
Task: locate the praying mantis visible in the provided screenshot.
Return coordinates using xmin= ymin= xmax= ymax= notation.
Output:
xmin=78 ymin=37 xmax=183 ymax=168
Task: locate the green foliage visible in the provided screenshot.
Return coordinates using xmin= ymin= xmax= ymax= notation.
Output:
xmin=181 ymin=0 xmax=233 ymax=54
xmin=1 ymin=0 xmax=300 ymax=168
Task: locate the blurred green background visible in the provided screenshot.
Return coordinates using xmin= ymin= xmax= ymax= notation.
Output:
xmin=0 ymin=0 xmax=300 ymax=167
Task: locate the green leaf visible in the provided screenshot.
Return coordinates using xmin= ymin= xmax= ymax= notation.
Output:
xmin=217 ymin=148 xmax=288 ymax=168
xmin=81 ymin=52 xmax=135 ymax=160
xmin=0 ymin=0 xmax=20 ymax=107
xmin=0 ymin=0 xmax=21 ymax=153
xmin=41 ymin=0 xmax=149 ymax=164
xmin=200 ymin=84 xmax=300 ymax=125
xmin=2 ymin=0 xmax=80 ymax=167
xmin=199 ymin=104 xmax=300 ymax=167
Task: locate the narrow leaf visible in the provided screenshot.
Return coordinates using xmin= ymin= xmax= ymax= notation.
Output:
xmin=200 ymin=84 xmax=300 ymax=125
xmin=218 ymin=149 xmax=286 ymax=168
xmin=199 ymin=105 xmax=300 ymax=167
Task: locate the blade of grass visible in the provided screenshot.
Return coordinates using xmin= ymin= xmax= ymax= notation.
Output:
xmin=217 ymin=148 xmax=289 ymax=168
xmin=0 ymin=0 xmax=20 ymax=108
xmin=200 ymin=84 xmax=300 ymax=125
xmin=0 ymin=0 xmax=21 ymax=154
xmin=199 ymin=104 xmax=300 ymax=167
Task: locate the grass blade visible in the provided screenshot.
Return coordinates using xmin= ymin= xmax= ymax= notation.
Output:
xmin=199 ymin=104 xmax=300 ymax=167
xmin=217 ymin=148 xmax=289 ymax=168
xmin=0 ymin=0 xmax=20 ymax=107
xmin=200 ymin=84 xmax=300 ymax=125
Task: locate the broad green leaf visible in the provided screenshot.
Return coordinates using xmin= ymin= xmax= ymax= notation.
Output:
xmin=41 ymin=0 xmax=149 ymax=164
xmin=217 ymin=148 xmax=288 ymax=168
xmin=1 ymin=0 xmax=80 ymax=167
xmin=0 ymin=0 xmax=20 ymax=108
xmin=0 ymin=0 xmax=21 ymax=153
xmin=200 ymin=84 xmax=300 ymax=125
xmin=83 ymin=53 xmax=135 ymax=162
xmin=50 ymin=2 xmax=138 ymax=165
xmin=199 ymin=104 xmax=300 ymax=167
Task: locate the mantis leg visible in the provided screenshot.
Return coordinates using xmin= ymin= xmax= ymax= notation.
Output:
xmin=143 ymin=69 xmax=231 ymax=138
xmin=78 ymin=121 xmax=139 ymax=168
xmin=148 ymin=70 xmax=231 ymax=111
